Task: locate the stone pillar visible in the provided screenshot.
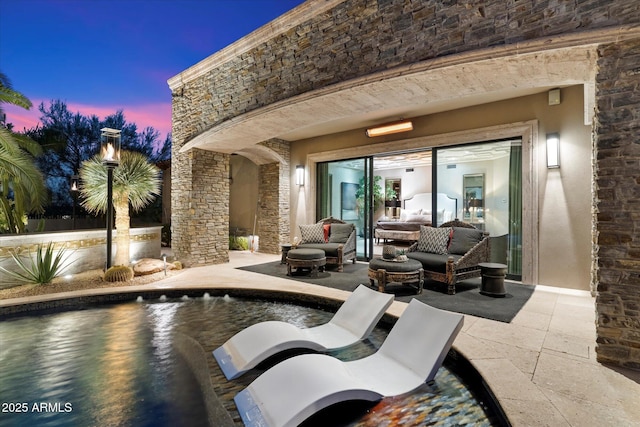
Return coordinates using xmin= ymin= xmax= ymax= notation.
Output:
xmin=172 ymin=148 xmax=229 ymax=266
xmin=257 ymin=140 xmax=290 ymax=254
xmin=593 ymin=38 xmax=640 ymax=370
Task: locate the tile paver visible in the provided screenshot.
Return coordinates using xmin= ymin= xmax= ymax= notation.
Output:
xmin=1 ymin=251 xmax=638 ymax=426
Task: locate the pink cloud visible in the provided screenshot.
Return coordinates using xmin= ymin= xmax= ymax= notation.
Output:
xmin=3 ymin=104 xmax=41 ymax=132
xmin=3 ymin=100 xmax=172 ymax=138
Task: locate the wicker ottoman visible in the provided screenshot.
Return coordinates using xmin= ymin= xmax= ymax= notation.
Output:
xmin=368 ymin=258 xmax=424 ymax=294
xmin=286 ymin=248 xmax=326 ymax=278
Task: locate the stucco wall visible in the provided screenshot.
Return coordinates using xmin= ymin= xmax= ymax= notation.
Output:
xmin=290 ymin=85 xmax=592 ymax=290
xmin=230 ymin=155 xmax=259 ymax=234
xmin=0 ymin=227 xmax=162 ymax=289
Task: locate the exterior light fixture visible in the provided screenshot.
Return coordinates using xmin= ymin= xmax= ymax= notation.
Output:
xmin=366 ymin=120 xmax=413 ymax=137
xmin=70 ymin=175 xmax=80 ymax=230
xmin=546 ymin=133 xmax=560 ymax=168
xmin=100 ymin=127 xmax=122 ymax=165
xmin=100 ymin=127 xmax=122 ymax=269
xmin=70 ymin=175 xmax=80 ymax=193
xmin=296 ymin=165 xmax=305 ymax=186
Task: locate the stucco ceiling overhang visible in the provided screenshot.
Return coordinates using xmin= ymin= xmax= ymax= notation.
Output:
xmin=176 ymin=26 xmax=640 ymax=156
xmin=180 ymin=45 xmax=596 ymax=156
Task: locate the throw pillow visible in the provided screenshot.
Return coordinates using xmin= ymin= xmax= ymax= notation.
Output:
xmin=328 ymin=223 xmax=355 ymax=243
xmin=400 ymin=208 xmax=422 ymax=221
xmin=404 ymin=214 xmax=431 ymax=223
xmin=299 ymin=223 xmax=325 ymax=243
xmin=322 ymin=224 xmax=331 ymax=242
xmin=448 ymin=227 xmax=484 ymax=255
xmin=417 ymin=226 xmax=451 ymax=254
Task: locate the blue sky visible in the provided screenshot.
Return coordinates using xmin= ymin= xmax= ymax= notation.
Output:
xmin=1 ymin=0 xmax=305 ymax=138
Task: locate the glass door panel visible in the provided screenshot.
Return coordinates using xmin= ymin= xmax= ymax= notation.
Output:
xmin=317 ymin=157 xmax=374 ymax=260
xmin=435 ymin=140 xmax=522 ymax=279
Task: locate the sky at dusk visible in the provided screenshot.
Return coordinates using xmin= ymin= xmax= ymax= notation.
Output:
xmin=1 ymin=0 xmax=306 ymax=139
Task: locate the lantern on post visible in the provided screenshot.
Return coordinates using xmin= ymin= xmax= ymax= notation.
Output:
xmin=70 ymin=174 xmax=80 ymax=230
xmin=100 ymin=128 xmax=121 ymax=269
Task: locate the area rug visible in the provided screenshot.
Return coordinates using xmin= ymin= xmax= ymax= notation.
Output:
xmin=237 ymin=261 xmax=535 ymax=323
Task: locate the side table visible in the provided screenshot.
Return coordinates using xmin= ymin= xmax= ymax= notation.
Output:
xmin=281 ymin=243 xmax=292 ymax=264
xmin=479 ymin=262 xmax=507 ymax=297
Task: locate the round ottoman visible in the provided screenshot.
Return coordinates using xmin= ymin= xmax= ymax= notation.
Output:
xmin=368 ymin=258 xmax=424 ymax=294
xmin=286 ymin=248 xmax=326 ymax=278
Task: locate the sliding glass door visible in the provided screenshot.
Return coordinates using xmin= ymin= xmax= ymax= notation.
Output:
xmin=317 ymin=157 xmax=374 ymax=260
xmin=435 ymin=140 xmax=522 ymax=279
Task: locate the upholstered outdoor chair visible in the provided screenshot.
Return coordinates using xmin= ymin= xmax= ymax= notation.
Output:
xmin=294 ymin=217 xmax=357 ymax=272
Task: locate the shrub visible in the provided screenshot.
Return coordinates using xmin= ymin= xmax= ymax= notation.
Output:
xmin=104 ymin=265 xmax=134 ymax=282
xmin=0 ymin=242 xmax=75 ymax=285
xmin=229 ymin=236 xmax=249 ymax=250
xmin=172 ymin=261 xmax=183 ymax=270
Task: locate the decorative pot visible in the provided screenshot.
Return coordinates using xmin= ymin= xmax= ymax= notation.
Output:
xmin=395 ymin=254 xmax=408 ymax=262
xmin=382 ymin=245 xmax=396 ymax=260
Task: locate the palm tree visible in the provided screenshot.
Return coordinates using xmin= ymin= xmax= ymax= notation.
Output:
xmin=79 ymin=150 xmax=160 ymax=266
xmin=0 ymin=72 xmax=47 ymax=233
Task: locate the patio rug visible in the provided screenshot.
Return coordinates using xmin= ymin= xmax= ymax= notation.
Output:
xmin=237 ymin=261 xmax=535 ymax=323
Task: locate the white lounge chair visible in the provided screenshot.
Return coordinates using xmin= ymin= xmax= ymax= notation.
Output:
xmin=213 ymin=285 xmax=394 ymax=380
xmin=234 ymin=299 xmax=464 ymax=427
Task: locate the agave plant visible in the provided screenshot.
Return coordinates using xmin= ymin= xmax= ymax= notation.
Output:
xmin=0 ymin=242 xmax=75 ymax=284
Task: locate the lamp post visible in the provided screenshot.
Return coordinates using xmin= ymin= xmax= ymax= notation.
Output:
xmin=100 ymin=128 xmax=121 ymax=270
xmin=70 ymin=175 xmax=80 ymax=230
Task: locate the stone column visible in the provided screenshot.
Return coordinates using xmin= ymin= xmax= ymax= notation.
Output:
xmin=257 ymin=140 xmax=290 ymax=254
xmin=593 ymin=38 xmax=640 ymax=370
xmin=172 ymin=148 xmax=230 ymax=266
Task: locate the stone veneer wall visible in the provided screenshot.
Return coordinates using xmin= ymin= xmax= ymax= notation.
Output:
xmin=256 ymin=140 xmax=290 ymax=254
xmin=171 ymin=148 xmax=229 ymax=267
xmin=593 ymin=38 xmax=640 ymax=369
xmin=171 ymin=0 xmax=640 ymax=142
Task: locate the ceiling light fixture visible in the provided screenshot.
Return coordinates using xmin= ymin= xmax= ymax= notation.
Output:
xmin=366 ymin=120 xmax=413 ymax=137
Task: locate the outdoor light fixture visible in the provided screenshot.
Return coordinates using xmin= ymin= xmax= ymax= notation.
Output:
xmin=70 ymin=175 xmax=80 ymax=193
xmin=101 ymin=127 xmax=122 ymax=270
xmin=70 ymin=175 xmax=80 ymax=230
xmin=366 ymin=120 xmax=413 ymax=137
xmin=546 ymin=133 xmax=560 ymax=168
xmin=162 ymin=253 xmax=167 ymax=276
xmin=296 ymin=165 xmax=305 ymax=186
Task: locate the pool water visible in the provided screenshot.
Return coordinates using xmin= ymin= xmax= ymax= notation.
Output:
xmin=0 ymin=296 xmax=497 ymax=426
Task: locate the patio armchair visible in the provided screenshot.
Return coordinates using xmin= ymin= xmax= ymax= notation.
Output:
xmin=294 ymin=217 xmax=357 ymax=272
xmin=406 ymin=222 xmax=490 ymax=294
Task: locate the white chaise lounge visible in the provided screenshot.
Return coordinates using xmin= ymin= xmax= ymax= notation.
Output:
xmin=234 ymin=299 xmax=464 ymax=427
xmin=213 ymin=285 xmax=394 ymax=380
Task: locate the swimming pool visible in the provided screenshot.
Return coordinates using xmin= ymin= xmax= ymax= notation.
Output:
xmin=0 ymin=294 xmax=502 ymax=426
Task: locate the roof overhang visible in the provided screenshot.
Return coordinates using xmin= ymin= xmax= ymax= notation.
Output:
xmin=177 ymin=26 xmax=640 ymax=154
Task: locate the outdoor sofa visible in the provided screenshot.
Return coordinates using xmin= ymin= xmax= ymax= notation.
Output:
xmin=406 ymin=219 xmax=490 ymax=294
xmin=293 ymin=217 xmax=357 ymax=272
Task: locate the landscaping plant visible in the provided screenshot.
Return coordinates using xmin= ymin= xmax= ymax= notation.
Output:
xmin=0 ymin=241 xmax=74 ymax=284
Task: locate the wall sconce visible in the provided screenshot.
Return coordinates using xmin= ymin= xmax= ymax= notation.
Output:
xmin=366 ymin=120 xmax=413 ymax=137
xmin=296 ymin=165 xmax=305 ymax=186
xmin=546 ymin=133 xmax=560 ymax=168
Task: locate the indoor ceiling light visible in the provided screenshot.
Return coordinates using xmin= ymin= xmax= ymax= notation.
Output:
xmin=366 ymin=120 xmax=413 ymax=137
